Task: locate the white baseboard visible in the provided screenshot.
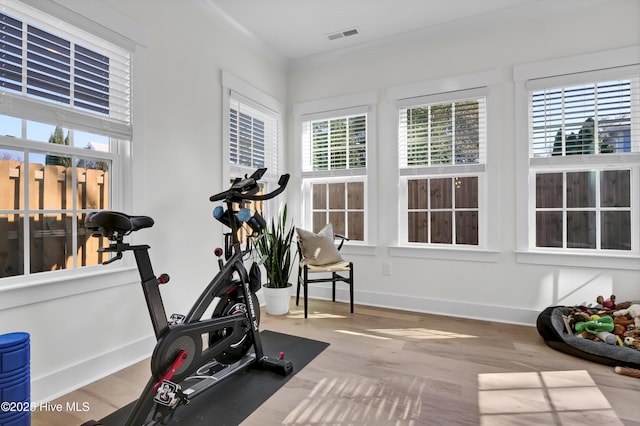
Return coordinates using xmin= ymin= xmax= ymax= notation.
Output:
xmin=31 ymin=335 xmax=155 ymax=403
xmin=305 ymin=285 xmax=540 ymax=327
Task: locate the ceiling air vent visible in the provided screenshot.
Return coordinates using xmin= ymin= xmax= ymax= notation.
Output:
xmin=327 ymin=27 xmax=359 ymax=41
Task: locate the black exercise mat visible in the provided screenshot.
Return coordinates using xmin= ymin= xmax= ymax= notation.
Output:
xmin=95 ymin=330 xmax=329 ymax=426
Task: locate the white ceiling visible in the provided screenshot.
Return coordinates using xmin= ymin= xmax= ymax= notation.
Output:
xmin=199 ymin=0 xmax=595 ymax=64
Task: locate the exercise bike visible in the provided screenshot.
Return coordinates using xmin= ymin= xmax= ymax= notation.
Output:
xmin=82 ymin=168 xmax=292 ymax=426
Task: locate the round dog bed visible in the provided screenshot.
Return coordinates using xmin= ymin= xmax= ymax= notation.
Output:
xmin=536 ymin=306 xmax=640 ymax=369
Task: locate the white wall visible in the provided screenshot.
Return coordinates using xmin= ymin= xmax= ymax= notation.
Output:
xmin=286 ymin=0 xmax=640 ymax=325
xmin=0 ymin=0 xmax=287 ymax=403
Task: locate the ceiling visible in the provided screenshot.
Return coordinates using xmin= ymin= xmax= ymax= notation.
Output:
xmin=198 ymin=0 xmax=590 ymax=64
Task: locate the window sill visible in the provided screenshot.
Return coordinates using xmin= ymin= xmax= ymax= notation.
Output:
xmin=0 ymin=265 xmax=139 ymax=311
xmin=389 ymin=245 xmax=499 ymax=262
xmin=516 ymin=250 xmax=640 ymax=271
xmin=340 ymin=244 xmax=377 ymax=256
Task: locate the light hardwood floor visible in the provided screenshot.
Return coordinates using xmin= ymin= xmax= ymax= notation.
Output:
xmin=32 ymin=299 xmax=640 ymax=426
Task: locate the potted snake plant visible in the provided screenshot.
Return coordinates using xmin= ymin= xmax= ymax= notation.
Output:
xmin=254 ymin=204 xmax=295 ymax=314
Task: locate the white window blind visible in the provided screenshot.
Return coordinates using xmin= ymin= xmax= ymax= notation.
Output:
xmin=302 ymin=113 xmax=367 ymax=173
xmin=530 ymin=76 xmax=640 ymax=157
xmin=398 ymin=95 xmax=486 ymax=174
xmin=0 ymin=2 xmax=131 ymax=127
xmin=229 ymin=91 xmax=278 ymax=177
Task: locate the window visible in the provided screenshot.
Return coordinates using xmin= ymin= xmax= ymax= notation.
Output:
xmin=296 ymin=91 xmax=376 ymax=245
xmin=397 ymin=91 xmax=487 ymax=247
xmin=0 ymin=1 xmax=131 ymax=278
xmin=302 ymin=113 xmax=367 ymax=239
xmin=515 ymin=47 xmax=640 ymax=266
xmin=528 ymin=74 xmax=638 ymax=252
xmin=301 ymin=112 xmax=369 ymax=241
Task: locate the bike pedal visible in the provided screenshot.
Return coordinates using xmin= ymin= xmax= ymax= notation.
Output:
xmin=168 ymin=313 xmax=185 ymax=325
xmin=154 ymin=380 xmax=187 ymax=408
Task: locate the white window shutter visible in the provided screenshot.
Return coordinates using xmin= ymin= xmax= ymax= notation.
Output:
xmin=229 ymin=91 xmax=278 ymax=178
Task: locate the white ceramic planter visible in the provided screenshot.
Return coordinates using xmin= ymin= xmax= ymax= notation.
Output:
xmin=262 ymin=284 xmax=292 ymax=315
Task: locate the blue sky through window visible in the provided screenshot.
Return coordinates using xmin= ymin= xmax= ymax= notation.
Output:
xmin=0 ymin=115 xmax=108 ymax=163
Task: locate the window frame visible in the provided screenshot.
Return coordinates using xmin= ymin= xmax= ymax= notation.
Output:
xmin=0 ymin=0 xmax=144 ymax=294
xmin=514 ymin=46 xmax=640 ymax=270
xmin=294 ymin=91 xmax=377 ymax=251
xmin=388 ymin=71 xmax=501 ymax=262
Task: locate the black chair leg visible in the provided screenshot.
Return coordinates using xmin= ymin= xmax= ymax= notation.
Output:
xmin=350 ymin=263 xmax=354 ymax=313
xmin=332 ymin=273 xmax=336 ymax=302
xmin=303 ymin=267 xmax=308 ymax=319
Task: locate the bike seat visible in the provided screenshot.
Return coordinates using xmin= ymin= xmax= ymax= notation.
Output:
xmin=85 ymin=211 xmax=154 ymax=238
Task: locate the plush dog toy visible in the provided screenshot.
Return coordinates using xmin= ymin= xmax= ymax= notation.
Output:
xmin=575 ymin=316 xmax=614 ymax=335
xmin=623 ymin=336 xmax=640 ymax=350
xmin=614 ymin=304 xmax=640 ymax=329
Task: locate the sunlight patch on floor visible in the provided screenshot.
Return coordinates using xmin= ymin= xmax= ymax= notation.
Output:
xmin=282 ymin=375 xmax=425 ymax=424
xmin=478 ymin=370 xmax=622 ymax=426
xmin=369 ymin=327 xmax=478 ymax=340
xmin=334 ymin=329 xmax=391 ymax=340
xmin=285 ymin=309 xmax=348 ymax=319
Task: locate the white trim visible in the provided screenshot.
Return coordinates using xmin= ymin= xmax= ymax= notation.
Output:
xmin=387 ymin=70 xmax=501 ymax=101
xmin=222 ymin=70 xmax=284 ymax=114
xmin=393 ymin=86 xmax=490 ymax=109
xmin=294 ymin=91 xmax=378 ymax=117
xmin=513 ymin=46 xmax=640 ymax=83
xmin=8 ymin=0 xmax=147 ymax=49
xmin=524 ymin=65 xmax=640 ymax=92
xmin=389 ymin=245 xmax=499 ymax=263
xmin=339 ymin=244 xmax=377 ymax=256
xmin=516 ymin=251 xmax=640 ymax=271
xmin=399 ymin=163 xmax=486 ymax=176
xmin=0 ymin=266 xmax=138 ymax=310
xmin=302 ymin=167 xmax=368 ymax=179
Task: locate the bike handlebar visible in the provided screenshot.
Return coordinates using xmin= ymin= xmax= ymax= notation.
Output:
xmin=209 ymin=169 xmax=290 ymax=203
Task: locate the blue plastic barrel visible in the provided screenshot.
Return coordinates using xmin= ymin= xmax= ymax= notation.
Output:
xmin=0 ymin=333 xmax=30 ymax=426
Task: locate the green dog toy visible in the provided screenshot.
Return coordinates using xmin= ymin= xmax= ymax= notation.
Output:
xmin=575 ymin=316 xmax=614 ymax=335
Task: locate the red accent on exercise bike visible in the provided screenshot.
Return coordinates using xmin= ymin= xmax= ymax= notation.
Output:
xmin=153 ymin=350 xmax=189 ymax=392
xmin=157 ymin=273 xmax=170 ymax=284
xmin=214 ymin=247 xmax=223 ymax=257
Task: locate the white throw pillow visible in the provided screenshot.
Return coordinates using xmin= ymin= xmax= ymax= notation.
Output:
xmin=296 ymin=224 xmax=344 ymax=266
